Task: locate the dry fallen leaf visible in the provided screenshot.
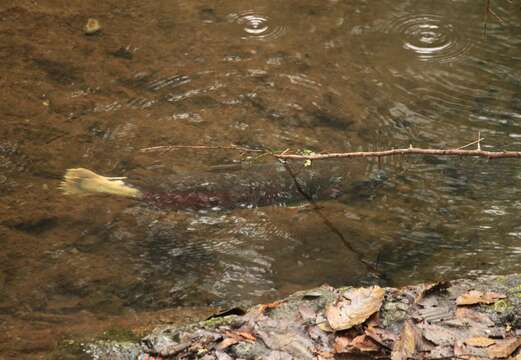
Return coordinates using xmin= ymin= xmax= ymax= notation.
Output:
xmin=351 ymin=334 xmax=380 ymax=352
xmin=216 ymin=337 xmax=239 ymax=350
xmin=453 ymin=340 xmax=488 ymax=358
xmin=455 ymin=307 xmax=495 ymax=326
xmin=257 ymin=300 xmax=286 ymax=314
xmin=334 ymin=336 xmax=352 ymax=353
xmin=318 ymin=321 xmax=333 ymax=332
xmin=391 ymin=320 xmax=418 ymax=360
xmin=456 ymin=290 xmax=506 ymax=306
xmin=487 ymin=337 xmax=521 ymax=359
xmin=365 ymin=325 xmax=397 ymax=348
xmin=334 ymin=333 xmax=380 ymax=354
xmin=237 ymin=331 xmax=256 ymax=341
xmin=325 ymin=286 xmax=385 ymax=331
xmin=465 ymin=336 xmax=496 ymax=348
xmin=420 ymin=323 xmax=457 ymax=346
xmin=224 ymin=331 xmax=256 ymax=343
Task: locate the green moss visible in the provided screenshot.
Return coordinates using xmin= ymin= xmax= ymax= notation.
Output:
xmin=493 ymin=299 xmax=511 ymax=312
xmin=507 ymin=284 xmax=521 ymax=293
xmin=337 ymin=286 xmax=353 ymax=292
xmin=98 ymin=326 xmax=140 ymax=343
xmin=494 ymin=275 xmax=508 ymax=285
xmin=199 ymin=314 xmax=238 ymax=329
xmin=46 ymin=325 xmax=141 ymax=359
xmin=47 ymin=339 xmax=90 ymax=360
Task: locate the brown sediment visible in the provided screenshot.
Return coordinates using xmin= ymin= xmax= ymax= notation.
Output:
xmin=2 ymin=306 xmax=217 ymax=360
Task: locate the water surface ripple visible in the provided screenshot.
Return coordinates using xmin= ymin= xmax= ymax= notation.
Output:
xmin=386 ymin=14 xmax=471 ymax=62
xmin=227 ymin=10 xmax=287 ymax=41
xmin=350 ymin=0 xmax=521 ymax=143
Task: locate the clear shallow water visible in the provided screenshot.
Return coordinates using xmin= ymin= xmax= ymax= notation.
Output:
xmin=0 ymin=0 xmax=520 ymax=355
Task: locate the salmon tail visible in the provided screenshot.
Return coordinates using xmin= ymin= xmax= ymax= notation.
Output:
xmin=60 ymin=168 xmax=142 ymax=198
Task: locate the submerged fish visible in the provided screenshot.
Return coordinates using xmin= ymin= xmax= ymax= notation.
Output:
xmin=60 ymin=162 xmax=375 ymax=210
xmin=60 ymin=164 xmax=386 ymax=276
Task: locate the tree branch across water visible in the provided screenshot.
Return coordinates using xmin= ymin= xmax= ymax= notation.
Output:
xmin=140 ymin=137 xmax=521 ymax=162
xmin=274 ymin=146 xmax=521 ymax=161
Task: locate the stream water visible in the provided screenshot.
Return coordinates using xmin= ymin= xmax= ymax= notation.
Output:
xmin=1 ymin=0 xmax=520 ymax=357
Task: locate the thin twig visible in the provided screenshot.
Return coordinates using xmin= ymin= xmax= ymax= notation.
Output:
xmin=488 ymin=6 xmax=507 ymax=24
xmin=140 ymin=144 xmax=263 ymax=153
xmin=484 ymin=0 xmax=507 ymax=36
xmin=457 ymin=137 xmax=485 ymax=150
xmin=484 ymin=0 xmax=491 ymax=36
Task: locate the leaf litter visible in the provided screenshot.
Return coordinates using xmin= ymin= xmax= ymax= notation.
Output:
xmin=85 ymin=275 xmax=521 ymax=360
xmin=456 ymin=290 xmax=506 ymax=306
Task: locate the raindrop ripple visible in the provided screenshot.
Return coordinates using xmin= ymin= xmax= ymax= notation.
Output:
xmin=227 ymin=10 xmax=286 ymax=41
xmin=388 ymin=14 xmax=471 ymax=62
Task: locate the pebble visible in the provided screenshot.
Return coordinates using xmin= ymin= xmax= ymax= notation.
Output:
xmin=84 ymin=18 xmax=102 ymax=35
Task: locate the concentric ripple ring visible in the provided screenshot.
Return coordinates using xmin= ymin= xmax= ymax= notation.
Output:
xmin=227 ymin=10 xmax=286 ymax=41
xmin=387 ymin=14 xmax=471 ymax=62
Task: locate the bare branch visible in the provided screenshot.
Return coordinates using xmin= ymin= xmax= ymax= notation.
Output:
xmin=274 ymin=147 xmax=521 ymax=161
xmin=139 ymin=136 xmax=521 ymax=162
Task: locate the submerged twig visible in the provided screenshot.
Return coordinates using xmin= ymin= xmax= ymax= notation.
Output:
xmin=140 ymin=144 xmax=263 ymax=153
xmin=280 ymin=160 xmax=382 ymax=276
xmin=484 ymin=0 xmax=507 ymax=36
